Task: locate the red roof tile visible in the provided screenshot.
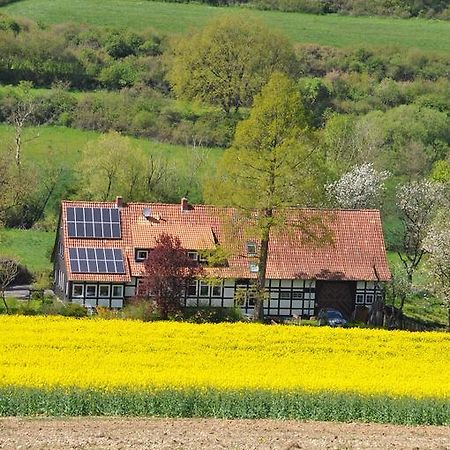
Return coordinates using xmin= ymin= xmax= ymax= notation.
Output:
xmin=59 ymin=200 xmax=391 ymax=282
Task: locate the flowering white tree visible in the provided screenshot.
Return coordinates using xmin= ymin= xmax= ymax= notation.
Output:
xmin=326 ymin=163 xmax=390 ymax=209
xmin=396 ymin=180 xmax=444 ymax=283
xmin=423 ymin=216 xmax=450 ymax=329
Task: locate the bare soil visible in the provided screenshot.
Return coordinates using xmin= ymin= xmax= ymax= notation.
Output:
xmin=0 ymin=417 xmax=449 ymax=450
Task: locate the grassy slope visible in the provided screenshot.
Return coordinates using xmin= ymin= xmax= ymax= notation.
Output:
xmin=0 ymin=124 xmax=222 ymax=167
xmin=0 ymin=229 xmax=55 ymax=273
xmin=2 ymin=0 xmax=450 ymax=52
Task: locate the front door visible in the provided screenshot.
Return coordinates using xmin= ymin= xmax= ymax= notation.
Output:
xmin=315 ymin=281 xmax=356 ymax=319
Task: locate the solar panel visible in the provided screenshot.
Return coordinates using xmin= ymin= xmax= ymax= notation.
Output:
xmin=68 ymin=247 xmax=125 ymax=274
xmin=66 ymin=207 xmax=121 ymax=239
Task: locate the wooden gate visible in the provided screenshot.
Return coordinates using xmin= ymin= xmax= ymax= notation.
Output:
xmin=315 ymin=281 xmax=356 ymax=319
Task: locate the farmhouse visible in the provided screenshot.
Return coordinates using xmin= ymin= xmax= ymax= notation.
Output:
xmin=52 ymin=197 xmax=391 ymax=319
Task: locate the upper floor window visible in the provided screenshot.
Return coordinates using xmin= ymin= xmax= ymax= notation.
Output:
xmin=246 ymin=241 xmax=257 ymax=256
xmin=135 ymin=249 xmax=149 ymax=262
xmin=249 ymin=262 xmax=259 ymax=273
xmin=187 ymin=251 xmax=198 ymax=261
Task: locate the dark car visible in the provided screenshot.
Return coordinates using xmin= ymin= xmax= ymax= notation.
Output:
xmin=317 ymin=308 xmax=348 ymax=327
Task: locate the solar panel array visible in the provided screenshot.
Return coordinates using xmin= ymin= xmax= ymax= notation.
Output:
xmin=68 ymin=248 xmax=125 ymax=274
xmin=67 ymin=207 xmax=121 ymax=239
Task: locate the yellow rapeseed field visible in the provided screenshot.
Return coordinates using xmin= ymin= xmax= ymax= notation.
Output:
xmin=0 ymin=316 xmax=449 ymax=398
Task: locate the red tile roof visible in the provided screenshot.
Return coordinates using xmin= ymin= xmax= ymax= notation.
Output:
xmin=59 ymin=200 xmax=391 ymax=282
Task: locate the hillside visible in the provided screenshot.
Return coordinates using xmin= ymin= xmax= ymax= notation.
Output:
xmin=2 ymin=0 xmax=450 ymax=52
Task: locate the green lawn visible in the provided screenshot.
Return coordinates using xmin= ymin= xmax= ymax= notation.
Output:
xmin=0 ymin=228 xmax=55 ymax=273
xmin=2 ymin=0 xmax=449 ymax=52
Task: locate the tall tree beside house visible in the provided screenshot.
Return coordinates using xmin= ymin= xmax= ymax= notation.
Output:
xmin=167 ymin=15 xmax=296 ymax=114
xmin=138 ymin=233 xmax=203 ymax=319
xmin=204 ymin=72 xmax=327 ymax=321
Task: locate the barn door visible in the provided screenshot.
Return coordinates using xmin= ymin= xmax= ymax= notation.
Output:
xmin=315 ymin=281 xmax=356 ymax=319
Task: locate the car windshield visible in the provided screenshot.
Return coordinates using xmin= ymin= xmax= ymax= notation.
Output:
xmin=326 ymin=311 xmax=342 ymax=319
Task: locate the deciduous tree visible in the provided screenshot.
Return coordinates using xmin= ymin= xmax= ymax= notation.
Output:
xmin=204 ymin=72 xmax=328 ymax=321
xmin=326 ymin=162 xmax=390 ymax=209
xmin=423 ymin=214 xmax=450 ymax=329
xmin=168 ymin=15 xmax=296 ymax=113
xmin=0 ymin=258 xmax=18 ymax=314
xmin=138 ymin=233 xmax=203 ymax=319
xmin=396 ymin=179 xmax=444 ymax=283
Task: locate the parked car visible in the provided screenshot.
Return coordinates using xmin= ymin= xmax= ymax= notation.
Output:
xmin=317 ymin=308 xmax=348 ymax=327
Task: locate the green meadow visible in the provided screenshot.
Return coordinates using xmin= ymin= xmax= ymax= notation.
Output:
xmin=2 ymin=0 xmax=449 ymax=52
xmin=0 ymin=124 xmax=222 ymax=168
xmin=0 ymin=228 xmax=55 ymax=273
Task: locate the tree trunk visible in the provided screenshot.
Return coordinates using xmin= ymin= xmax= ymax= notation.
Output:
xmin=1 ymin=292 xmax=9 ymax=314
xmin=254 ymin=214 xmax=272 ymax=322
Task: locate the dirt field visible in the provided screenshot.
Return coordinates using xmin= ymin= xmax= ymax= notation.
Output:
xmin=0 ymin=418 xmax=449 ymax=450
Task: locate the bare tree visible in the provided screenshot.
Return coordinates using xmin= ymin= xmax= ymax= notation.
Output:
xmin=6 ymin=82 xmax=37 ymax=168
xmin=0 ymin=258 xmax=19 ymax=314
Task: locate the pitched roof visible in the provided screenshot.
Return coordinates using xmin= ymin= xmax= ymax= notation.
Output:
xmin=58 ymin=200 xmax=391 ymax=282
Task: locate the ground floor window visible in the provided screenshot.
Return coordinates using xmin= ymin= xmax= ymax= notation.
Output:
xmin=99 ymin=285 xmax=110 ymax=297
xmin=86 ymin=285 xmax=97 ymax=297
xmin=112 ymin=285 xmax=123 ymax=297
xmin=72 ymin=284 xmax=84 ymax=297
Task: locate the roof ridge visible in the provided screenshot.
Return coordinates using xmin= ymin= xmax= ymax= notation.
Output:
xmin=61 ymin=200 xmax=381 ymax=213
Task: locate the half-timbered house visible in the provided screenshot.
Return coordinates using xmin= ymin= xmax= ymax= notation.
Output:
xmin=52 ymin=197 xmax=391 ymax=319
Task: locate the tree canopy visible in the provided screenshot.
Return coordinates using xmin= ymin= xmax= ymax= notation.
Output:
xmin=205 ymin=72 xmax=327 ymax=320
xmin=167 ymin=15 xmax=296 ymax=113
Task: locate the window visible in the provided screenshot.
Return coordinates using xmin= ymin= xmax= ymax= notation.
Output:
xmin=292 ymin=291 xmax=303 ymax=300
xmin=198 ymin=253 xmax=208 ymax=264
xmin=72 ymin=284 xmax=84 ymax=297
xmin=86 ymin=285 xmax=97 ymax=297
xmin=199 ymin=281 xmax=209 ymax=297
xmin=365 ymin=294 xmax=374 ymax=304
xmin=356 ymin=294 xmax=364 ymax=304
xmin=135 ymin=249 xmax=149 ymax=262
xmin=249 ymin=263 xmax=259 ymax=273
xmin=187 ymin=251 xmax=198 ymax=261
xmin=376 ymin=294 xmax=383 ymax=303
xmin=247 ymin=291 xmax=256 ymax=307
xmin=99 ymin=285 xmax=110 ymax=297
xmin=212 ymin=283 xmax=222 ymax=297
xmin=279 ymin=291 xmax=291 ymax=300
xmin=112 ymin=285 xmax=123 ymax=298
xmin=187 ymin=281 xmax=197 ymax=296
xmin=246 ymin=241 xmax=257 ymax=256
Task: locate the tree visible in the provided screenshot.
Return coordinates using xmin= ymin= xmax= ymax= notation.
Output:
xmin=0 ymin=258 xmax=18 ymax=314
xmin=5 ymin=81 xmax=36 ymax=168
xmin=167 ymin=15 xmax=296 ymax=113
xmin=204 ymin=72 xmax=328 ymax=321
xmin=423 ymin=214 xmax=450 ymax=329
xmin=138 ymin=233 xmax=203 ymax=319
xmin=326 ymin=162 xmax=390 ymax=209
xmin=396 ymin=179 xmax=444 ymax=283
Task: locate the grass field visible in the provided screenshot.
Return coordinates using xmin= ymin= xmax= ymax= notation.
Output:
xmin=0 ymin=124 xmax=221 ymax=168
xmin=2 ymin=0 xmax=450 ymax=52
xmin=0 ymin=317 xmax=448 ymax=423
xmin=0 ymin=229 xmax=55 ymax=273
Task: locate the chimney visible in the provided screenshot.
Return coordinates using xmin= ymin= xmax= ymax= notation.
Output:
xmin=116 ymin=196 xmax=124 ymax=208
xmin=181 ymin=197 xmax=189 ymax=213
